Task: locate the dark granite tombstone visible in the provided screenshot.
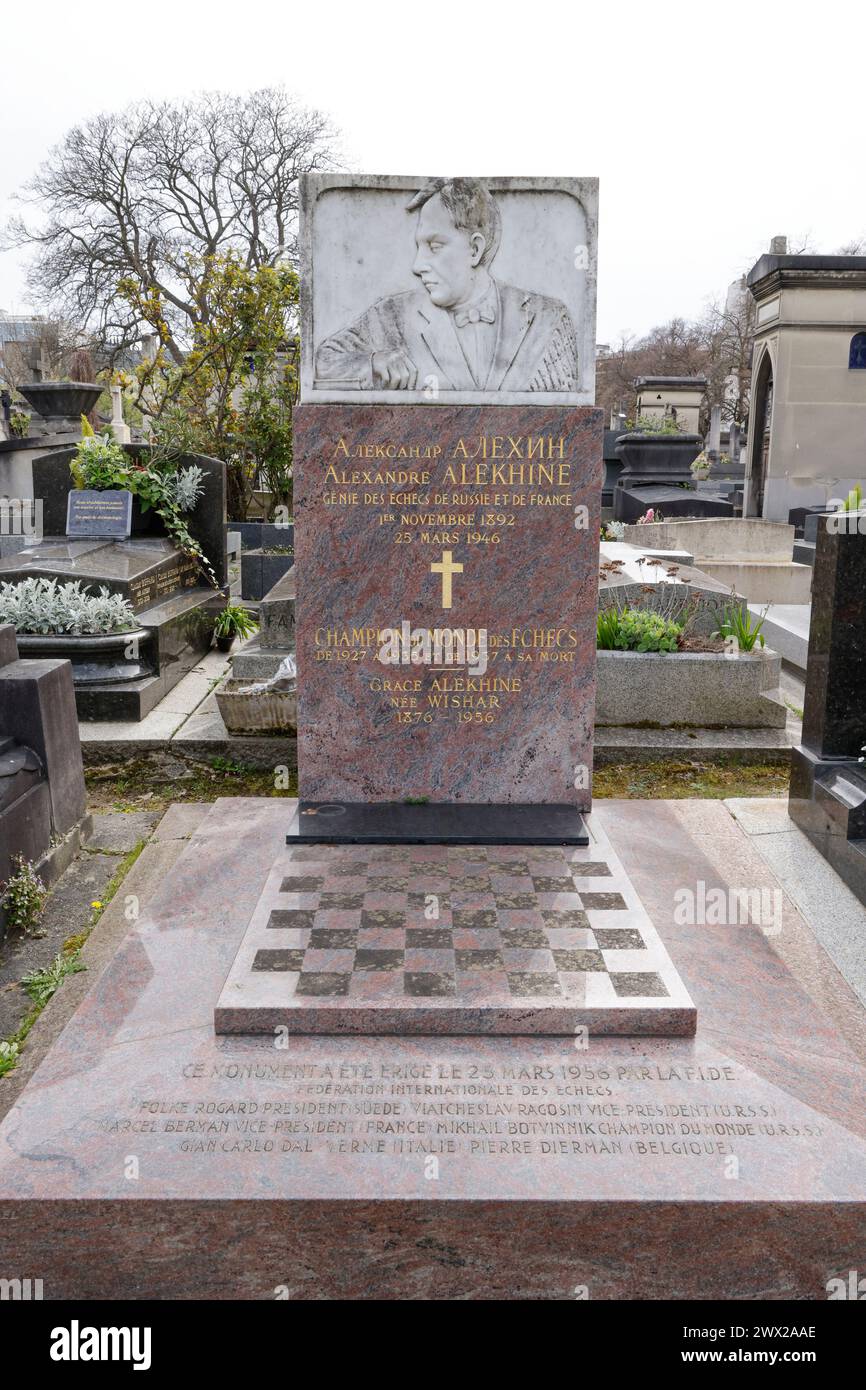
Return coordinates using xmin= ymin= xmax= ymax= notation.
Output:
xmin=0 ymin=446 xmax=228 ymax=720
xmin=240 ymin=545 xmax=295 ymax=601
xmin=32 ymin=447 xmax=227 ymax=588
xmin=612 ymin=431 xmax=728 ymax=522
xmin=789 ymin=512 xmax=866 ymax=903
xmin=614 ymin=482 xmax=734 ymax=524
xmin=0 ymin=623 xmax=89 ymax=938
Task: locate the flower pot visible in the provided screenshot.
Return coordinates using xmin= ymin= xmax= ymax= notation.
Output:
xmin=15 ymin=628 xmax=152 ymax=685
xmin=215 ymin=677 xmax=297 ymax=733
xmin=18 ymin=381 xmax=102 ymax=431
xmin=216 ymin=634 xmax=235 ymax=653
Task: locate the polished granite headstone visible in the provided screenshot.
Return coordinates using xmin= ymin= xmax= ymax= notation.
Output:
xmin=294 ymin=404 xmax=602 ymax=818
xmin=789 ymin=512 xmax=866 ymax=903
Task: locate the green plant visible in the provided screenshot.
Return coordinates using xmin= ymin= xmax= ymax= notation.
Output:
xmin=711 ymin=603 xmax=767 ymax=652
xmin=597 ymin=606 xmax=683 ymax=652
xmin=842 ymin=483 xmax=864 ymax=512
xmin=9 ymin=409 xmax=30 ymax=437
xmin=630 ymin=413 xmax=684 ymax=435
xmin=0 ymin=1039 xmax=20 ymax=1077
xmin=213 ymin=604 xmax=259 ymax=641
xmin=597 ymin=606 xmax=623 ymax=649
xmin=121 ymin=252 xmax=300 ymax=522
xmin=690 ymin=450 xmax=711 ymax=476
xmin=71 ymin=435 xmax=215 ymax=586
xmin=0 ymin=576 xmax=136 ymax=634
xmin=1 ymin=856 xmax=47 ymax=933
xmin=21 ymin=950 xmax=85 ymax=1008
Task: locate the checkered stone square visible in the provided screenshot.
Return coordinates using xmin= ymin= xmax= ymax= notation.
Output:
xmin=215 ymin=825 xmax=696 ymax=1035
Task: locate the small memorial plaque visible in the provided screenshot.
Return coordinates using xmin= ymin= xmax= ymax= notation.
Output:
xmin=66 ymin=488 xmax=133 ymax=539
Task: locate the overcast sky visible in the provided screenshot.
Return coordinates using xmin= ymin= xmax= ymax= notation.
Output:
xmin=1 ymin=1 xmax=862 ymax=345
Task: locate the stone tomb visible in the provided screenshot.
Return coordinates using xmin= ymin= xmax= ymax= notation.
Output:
xmin=1 ymin=797 xmax=864 ymax=1300
xmin=0 ymin=537 xmax=221 ymax=720
xmin=0 ymin=447 xmax=227 ymax=720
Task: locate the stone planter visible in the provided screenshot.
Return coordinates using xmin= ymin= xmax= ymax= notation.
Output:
xmin=15 ymin=629 xmax=152 ymax=685
xmin=216 ymin=677 xmax=297 ymax=733
xmin=595 ymin=648 xmax=787 ymax=728
xmin=615 ymin=432 xmax=703 ymax=483
xmin=18 ymin=381 xmax=102 ymax=432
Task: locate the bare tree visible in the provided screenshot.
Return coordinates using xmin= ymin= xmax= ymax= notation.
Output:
xmin=596 ymin=318 xmax=712 ymax=424
xmin=4 ymin=88 xmax=338 ymax=363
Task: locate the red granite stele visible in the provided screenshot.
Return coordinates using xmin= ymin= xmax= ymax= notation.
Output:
xmin=293 ymin=404 xmax=603 ymax=806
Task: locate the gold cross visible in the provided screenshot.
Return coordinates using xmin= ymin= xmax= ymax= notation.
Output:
xmin=430 ymin=549 xmax=463 ymax=609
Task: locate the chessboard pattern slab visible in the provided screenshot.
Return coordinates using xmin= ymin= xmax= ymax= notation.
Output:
xmin=215 ymin=819 xmax=696 ymax=1035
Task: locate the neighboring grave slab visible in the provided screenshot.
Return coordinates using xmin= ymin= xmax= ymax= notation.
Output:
xmin=294 ymin=404 xmax=602 ymax=808
xmin=789 ymin=512 xmax=866 ymax=904
xmin=0 ymin=538 xmax=200 ymax=609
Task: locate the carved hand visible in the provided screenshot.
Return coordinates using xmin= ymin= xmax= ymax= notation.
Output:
xmin=371 ymin=350 xmax=419 ymax=390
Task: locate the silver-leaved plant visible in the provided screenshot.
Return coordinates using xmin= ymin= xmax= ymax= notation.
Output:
xmin=0 ymin=577 xmax=137 ymax=634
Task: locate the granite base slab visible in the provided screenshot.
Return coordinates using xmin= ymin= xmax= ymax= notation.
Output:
xmin=289 ymin=800 xmax=589 ymax=845
xmin=217 ymin=822 xmax=695 ymax=1035
xmin=2 ymin=797 xmax=866 ymax=1300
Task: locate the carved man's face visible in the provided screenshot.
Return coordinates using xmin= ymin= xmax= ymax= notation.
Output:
xmin=412 ymin=194 xmax=485 ymax=309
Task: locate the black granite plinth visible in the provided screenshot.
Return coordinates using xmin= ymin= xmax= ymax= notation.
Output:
xmin=241 ymin=548 xmax=294 ymax=601
xmin=800 ymin=515 xmax=866 ymax=760
xmin=613 ymin=483 xmax=734 ymax=524
xmin=789 ymin=748 xmax=866 ymax=906
xmin=288 ymin=801 xmax=589 ymax=845
xmin=0 ymin=538 xmax=200 ymax=612
xmin=789 ymin=514 xmax=866 ymax=907
xmin=0 ymin=624 xmax=88 ymax=934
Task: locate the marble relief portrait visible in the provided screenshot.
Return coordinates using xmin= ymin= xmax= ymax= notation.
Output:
xmin=316 ymin=178 xmax=577 ymax=393
xmin=300 ymin=174 xmax=598 ymax=405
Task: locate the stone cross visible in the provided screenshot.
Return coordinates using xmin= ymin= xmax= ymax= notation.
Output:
xmin=110 ymin=384 xmax=131 ymax=445
xmin=707 ymin=404 xmax=722 ymax=465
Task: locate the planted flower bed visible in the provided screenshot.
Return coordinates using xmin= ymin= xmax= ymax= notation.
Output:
xmin=595 ymin=603 xmax=787 ymax=729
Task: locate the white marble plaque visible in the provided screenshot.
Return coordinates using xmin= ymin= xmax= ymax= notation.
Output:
xmin=300 ymin=174 xmax=598 ymax=406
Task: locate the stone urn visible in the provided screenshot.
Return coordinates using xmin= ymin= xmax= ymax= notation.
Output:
xmin=615 ymin=432 xmax=703 ymax=484
xmin=18 ymin=381 xmax=102 ymax=435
